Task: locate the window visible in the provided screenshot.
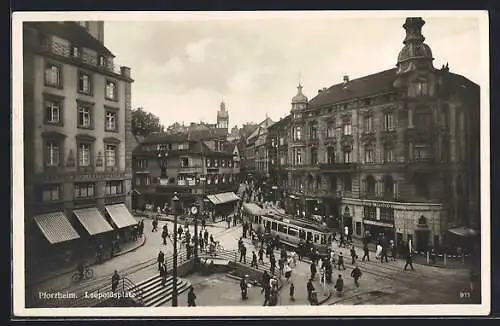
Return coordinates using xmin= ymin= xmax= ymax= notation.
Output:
xmin=294 ymin=126 xmax=302 ymax=141
xmin=363 ymin=114 xmax=373 ymax=133
xmin=326 ymin=121 xmax=335 ymax=138
xmin=416 ymin=81 xmax=428 ymax=96
xmin=380 ymin=207 xmax=395 ymax=222
xmin=384 ymin=112 xmax=394 ymax=131
xmin=78 ymin=71 xmax=92 ymax=94
xmin=364 ymin=144 xmax=375 ymax=163
xmin=296 ymin=148 xmax=302 ymax=165
xmin=327 ymin=147 xmax=335 ymax=164
xmin=214 ymin=159 xmax=219 ymax=168
xmin=384 ymin=176 xmax=395 ymax=195
xmin=135 ymin=177 xmax=141 ymax=186
xmin=78 ymin=143 xmax=91 ymax=166
xmin=42 ymin=184 xmax=60 ymax=202
xmin=45 ymin=99 xmax=61 ymax=124
xmin=329 ymin=176 xmax=337 ymax=191
xmin=356 ymin=222 xmax=362 ymax=236
xmin=105 ymin=181 xmax=123 ymax=195
xmin=78 ymin=104 xmax=92 ymax=128
xmin=309 ymin=122 xmax=318 ymax=140
xmin=288 ymin=227 xmax=298 ymax=237
xmin=343 ymin=150 xmax=352 ymax=163
xmin=180 ymin=157 xmax=189 ymax=167
xmin=277 ymin=223 xmax=287 ymax=233
xmin=343 ymin=122 xmax=352 ymax=135
xmin=71 ymin=45 xmax=80 ymax=58
xmin=413 ymin=144 xmax=432 ymax=161
xmin=137 ymin=159 xmax=148 ymax=168
xmin=46 ymin=141 xmax=60 ymax=167
xmin=271 ymin=222 xmax=277 ymax=231
xmin=75 ymin=183 xmax=95 ymax=198
xmin=105 ymin=80 xmax=117 ymax=100
xmin=206 ymin=159 xmax=211 ymax=167
xmin=44 ymin=63 xmax=61 ymax=87
xmin=343 ymin=175 xmax=352 ymax=192
xmin=384 ymin=144 xmax=394 ymax=163
xmin=415 ymin=111 xmax=431 ymax=128
xmin=105 ymin=111 xmax=117 ymax=131
xmin=221 ymin=159 xmax=226 ymax=167
xmin=442 ymin=110 xmax=449 ymax=128
xmin=366 ymin=175 xmax=376 ymax=195
xmin=105 ymin=144 xmax=117 ymax=167
xmin=311 ymin=148 xmax=318 ymax=165
xmin=363 ymin=206 xmax=376 ymax=219
xmin=415 ymin=174 xmax=430 ymax=198
xmin=99 ymin=56 xmax=106 ymax=67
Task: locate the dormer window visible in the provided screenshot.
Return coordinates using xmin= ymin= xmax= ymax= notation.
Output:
xmin=415 ymin=80 xmax=429 ymax=96
xmin=99 ymin=56 xmax=106 ymax=67
xmin=72 ymin=45 xmax=80 ymax=58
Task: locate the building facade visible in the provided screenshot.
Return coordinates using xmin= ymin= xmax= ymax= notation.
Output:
xmin=23 ymin=22 xmax=135 ymax=264
xmin=280 ymin=17 xmax=480 ymax=250
xmin=132 ymin=128 xmax=241 ymax=215
xmin=267 ymin=116 xmax=291 ymax=202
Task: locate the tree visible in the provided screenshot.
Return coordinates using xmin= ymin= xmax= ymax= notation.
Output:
xmin=131 ymin=107 xmax=165 ymax=136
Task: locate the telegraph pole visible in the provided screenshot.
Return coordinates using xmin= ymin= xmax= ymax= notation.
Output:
xmin=171 ymin=192 xmax=179 ymax=307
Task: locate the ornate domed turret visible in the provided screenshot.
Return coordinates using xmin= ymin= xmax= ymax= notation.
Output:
xmin=396 ymin=17 xmax=434 ymax=75
xmin=291 ymin=84 xmax=308 ymax=113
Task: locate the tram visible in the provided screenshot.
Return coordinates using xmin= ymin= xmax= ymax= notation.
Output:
xmin=246 ymin=210 xmax=334 ymax=258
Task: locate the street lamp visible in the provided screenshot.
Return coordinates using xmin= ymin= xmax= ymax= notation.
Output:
xmin=171 ymin=192 xmax=179 ymax=307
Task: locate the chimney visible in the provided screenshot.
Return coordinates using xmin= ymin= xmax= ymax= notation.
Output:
xmin=318 ymin=89 xmax=323 ymax=94
xmin=120 ymin=66 xmax=131 ymax=78
xmin=343 ymin=75 xmax=349 ymax=83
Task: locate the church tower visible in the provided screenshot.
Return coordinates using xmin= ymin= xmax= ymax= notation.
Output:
xmin=217 ymin=101 xmax=229 ymax=130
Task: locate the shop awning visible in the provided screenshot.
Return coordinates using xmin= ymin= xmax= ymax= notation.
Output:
xmin=33 ymin=212 xmax=80 ymax=244
xmin=243 ymin=202 xmax=264 ymax=216
xmin=208 ymin=192 xmax=240 ymax=205
xmin=448 ymin=227 xmax=479 ymax=237
xmin=73 ymin=207 xmax=114 ymax=236
xmin=105 ymin=204 xmax=138 ymax=229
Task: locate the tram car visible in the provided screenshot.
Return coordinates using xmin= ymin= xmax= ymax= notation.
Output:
xmin=247 ymin=211 xmax=334 ymax=259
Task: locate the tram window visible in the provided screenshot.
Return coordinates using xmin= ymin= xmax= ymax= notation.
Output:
xmin=307 ymin=232 xmax=313 ymax=242
xmin=254 ymin=216 xmax=259 ymax=223
xmin=288 ymin=227 xmax=298 ymax=237
xmin=299 ymin=229 xmax=306 ymax=240
xmin=321 ymin=234 xmax=327 ymax=245
xmin=277 ymin=223 xmax=287 ymax=233
xmin=271 ymin=222 xmax=277 ymax=231
xmin=314 ymin=233 xmax=320 ymax=244
xmin=258 ymin=216 xmax=262 ymax=224
xmin=265 ymin=221 xmax=271 ymax=232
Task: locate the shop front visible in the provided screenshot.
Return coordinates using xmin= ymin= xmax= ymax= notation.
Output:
xmin=363 ymin=219 xmax=395 ymax=244
xmin=341 ymin=205 xmax=353 ymax=236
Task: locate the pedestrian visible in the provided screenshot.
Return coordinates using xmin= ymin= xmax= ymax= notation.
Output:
xmin=139 ymin=219 xmax=144 ymax=237
xmin=96 ymin=243 xmax=104 ymax=264
xmin=270 ymin=254 xmax=276 ymax=275
xmin=381 ymin=245 xmax=389 ymax=263
xmin=289 ymin=282 xmax=295 ymax=301
xmin=404 ymin=253 xmax=414 ymax=271
xmin=334 ymin=274 xmax=344 ymax=296
xmin=284 ymin=264 xmax=292 ymax=282
xmin=240 ymin=244 xmax=247 ymax=263
xmin=152 ymin=218 xmax=158 ymax=232
xmin=187 ymin=286 xmax=197 ymax=306
xmin=111 ymin=270 xmax=120 ymax=292
xmin=199 ymin=236 xmax=205 ymax=253
xmin=209 ymin=234 xmax=214 ymax=245
xmin=279 ymin=258 xmax=285 ymax=275
xmin=351 ymin=265 xmax=362 ymax=288
xmin=162 ymin=229 xmax=168 ymax=245
xmin=310 ymin=261 xmax=317 ymax=280
xmin=204 ymin=229 xmax=209 ymax=244
xmin=362 ymin=243 xmax=370 ymax=261
xmin=258 ymin=247 xmax=264 ymax=264
xmin=306 ymin=278 xmax=315 ymax=304
xmin=160 ymin=262 xmax=167 ymax=286
xmin=337 ymin=252 xmax=346 ymax=270
xmin=350 ymin=245 xmax=357 ymax=264
xmin=263 ymin=283 xmax=270 ymax=306
xmin=376 ymin=243 xmax=382 ymax=261
xmin=157 ymin=250 xmax=164 ymax=271
xmin=238 ymin=237 xmax=244 ymax=252
xmin=177 ymin=225 xmax=183 ymax=240
xmin=390 ymin=240 xmax=397 ymax=261
xmin=240 ymin=275 xmax=248 ymax=300
xmin=201 ymin=217 xmax=206 ymax=230
xmin=251 ymin=251 xmax=258 ymax=268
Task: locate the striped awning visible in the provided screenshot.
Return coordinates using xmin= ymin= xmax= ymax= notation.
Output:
xmin=105 ymin=204 xmax=138 ymax=229
xmin=33 ymin=212 xmax=80 ymax=244
xmin=207 ymin=192 xmax=240 ymax=205
xmin=73 ymin=207 xmax=114 ymax=235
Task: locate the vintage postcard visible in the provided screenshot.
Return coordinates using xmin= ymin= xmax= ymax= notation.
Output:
xmin=11 ymin=10 xmax=491 ymax=317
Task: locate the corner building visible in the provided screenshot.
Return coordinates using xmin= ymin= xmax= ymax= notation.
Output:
xmin=282 ymin=17 xmax=480 ymax=251
xmin=23 ymin=22 xmax=135 ymax=269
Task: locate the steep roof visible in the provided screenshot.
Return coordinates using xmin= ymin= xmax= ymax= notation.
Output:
xmin=187 ymin=128 xmax=228 ymax=141
xmin=140 ymin=132 xmax=187 ymax=144
xmin=307 ymin=68 xmax=398 ymax=108
xmin=25 ymin=21 xmax=114 ymax=57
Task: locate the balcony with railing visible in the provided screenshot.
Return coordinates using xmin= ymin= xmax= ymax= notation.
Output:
xmin=318 ymin=162 xmax=359 ymax=172
xmin=178 ymin=165 xmax=204 ymax=174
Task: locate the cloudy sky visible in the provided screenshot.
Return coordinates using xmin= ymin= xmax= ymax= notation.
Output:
xmin=103 ymin=12 xmax=484 ymax=129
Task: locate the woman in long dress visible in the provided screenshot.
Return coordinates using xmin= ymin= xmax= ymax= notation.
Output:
xmin=375 ymin=243 xmax=383 ymax=260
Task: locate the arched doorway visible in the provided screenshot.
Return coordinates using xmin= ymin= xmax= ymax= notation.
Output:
xmin=415 ymin=215 xmax=430 ymax=251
